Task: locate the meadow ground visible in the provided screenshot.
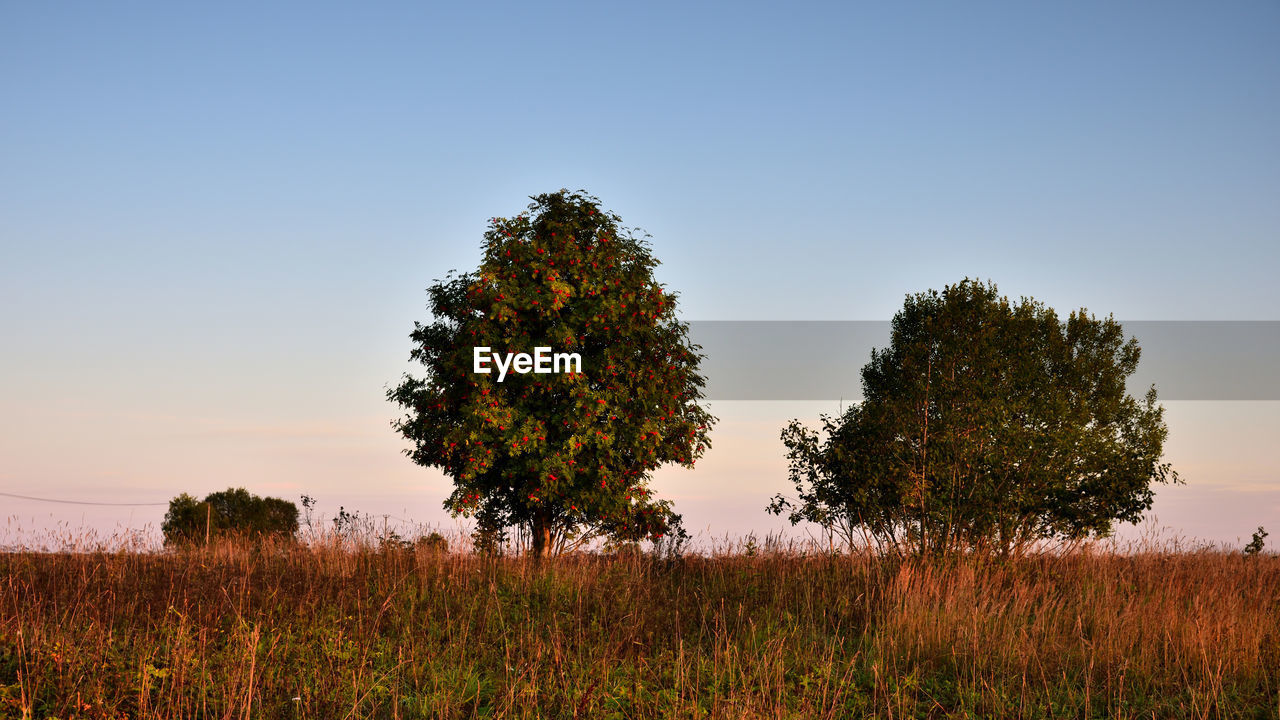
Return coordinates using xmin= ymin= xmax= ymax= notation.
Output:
xmin=2 ymin=534 xmax=1278 ymax=719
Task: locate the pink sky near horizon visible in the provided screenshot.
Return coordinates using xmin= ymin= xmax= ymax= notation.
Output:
xmin=4 ymin=400 xmax=1276 ymax=552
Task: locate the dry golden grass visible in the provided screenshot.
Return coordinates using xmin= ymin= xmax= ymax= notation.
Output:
xmin=2 ymin=532 xmax=1277 ymax=719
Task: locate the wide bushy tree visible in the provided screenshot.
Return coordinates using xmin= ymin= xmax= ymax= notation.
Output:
xmin=162 ymin=487 xmax=299 ymax=545
xmin=769 ymin=279 xmax=1179 ymax=555
xmin=388 ymin=190 xmax=714 ymax=556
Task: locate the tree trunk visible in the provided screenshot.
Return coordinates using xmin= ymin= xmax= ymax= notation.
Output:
xmin=531 ymin=509 xmax=552 ymax=559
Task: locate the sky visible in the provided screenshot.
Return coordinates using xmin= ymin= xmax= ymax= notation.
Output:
xmin=2 ymin=1 xmax=1277 ymax=549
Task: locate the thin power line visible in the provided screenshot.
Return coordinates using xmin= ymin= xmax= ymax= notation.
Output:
xmin=0 ymin=491 xmax=168 ymax=507
xmin=1 ymin=493 xmax=427 ymax=523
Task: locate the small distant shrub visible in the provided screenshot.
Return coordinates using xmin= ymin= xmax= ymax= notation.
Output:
xmin=378 ymin=530 xmax=412 ymax=553
xmin=162 ymin=488 xmax=298 ymax=546
xmin=416 ymin=531 xmax=449 ymax=554
xmin=1245 ymin=526 xmax=1269 ymax=556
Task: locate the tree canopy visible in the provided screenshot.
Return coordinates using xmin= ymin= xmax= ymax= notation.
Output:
xmin=769 ymin=279 xmax=1179 ymax=555
xmin=162 ymin=487 xmax=299 ymax=546
xmin=388 ymin=190 xmax=715 ymax=556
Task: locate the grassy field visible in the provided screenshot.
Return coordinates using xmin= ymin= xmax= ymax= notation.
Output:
xmin=3 ymin=535 xmax=1278 ymax=719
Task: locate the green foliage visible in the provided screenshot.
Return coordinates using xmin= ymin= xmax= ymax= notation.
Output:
xmin=161 ymin=487 xmax=298 ymax=545
xmin=389 ymin=190 xmax=715 ymax=555
xmin=770 ymin=279 xmax=1180 ymax=555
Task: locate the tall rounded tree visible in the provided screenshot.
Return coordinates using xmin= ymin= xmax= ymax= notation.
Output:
xmin=769 ymin=279 xmax=1179 ymax=555
xmin=389 ymin=190 xmax=714 ymax=556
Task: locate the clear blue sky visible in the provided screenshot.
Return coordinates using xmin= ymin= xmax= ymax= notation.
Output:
xmin=2 ymin=1 xmax=1277 ymax=547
